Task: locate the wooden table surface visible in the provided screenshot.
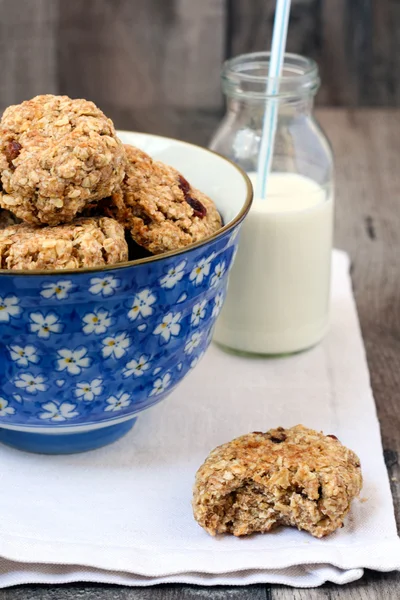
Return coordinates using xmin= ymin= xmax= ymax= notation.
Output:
xmin=1 ymin=108 xmax=399 ymax=599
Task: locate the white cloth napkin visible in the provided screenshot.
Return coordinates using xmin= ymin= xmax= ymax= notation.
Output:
xmin=1 ymin=249 xmax=399 ymax=589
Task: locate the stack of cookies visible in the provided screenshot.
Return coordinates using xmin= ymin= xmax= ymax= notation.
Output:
xmin=0 ymin=95 xmax=222 ymax=271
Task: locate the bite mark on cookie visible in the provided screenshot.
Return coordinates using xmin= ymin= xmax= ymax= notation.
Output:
xmin=193 ymin=425 xmax=362 ymax=539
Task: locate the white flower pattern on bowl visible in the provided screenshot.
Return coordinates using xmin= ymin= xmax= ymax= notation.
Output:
xmin=212 ymin=293 xmax=224 ymax=318
xmin=159 ymin=260 xmax=186 ymax=289
xmin=29 ymin=311 xmax=63 ymax=339
xmin=75 ymin=378 xmax=103 ymax=402
xmin=89 ymin=276 xmax=120 ymax=297
xmin=56 ymin=347 xmax=91 ymax=375
xmin=128 ymin=289 xmax=157 ymax=321
xmin=210 ymin=261 xmax=226 ymax=288
xmin=102 ymin=332 xmax=130 ymax=359
xmin=39 ymin=401 xmax=79 ymax=422
xmin=14 ymin=373 xmax=48 ymax=394
xmin=105 ymin=392 xmax=131 ymax=412
xmin=0 ymin=295 xmax=21 ymax=322
xmin=123 ymin=355 xmax=151 ymax=378
xmin=8 ymin=344 xmax=39 ymax=367
xmin=82 ymin=308 xmax=112 ymax=335
xmin=189 ymin=253 xmax=215 ymax=286
xmin=40 ymin=280 xmax=75 ymax=301
xmin=191 ymin=299 xmax=208 ymax=327
xmin=149 ymin=373 xmax=171 ymax=396
xmin=153 ymin=312 xmax=181 ymax=343
xmin=185 ymin=332 xmax=203 ymax=355
xmin=0 ymin=397 xmax=15 ymax=417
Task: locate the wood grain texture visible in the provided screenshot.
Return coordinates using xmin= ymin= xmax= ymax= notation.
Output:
xmin=57 ymin=0 xmax=225 ymax=145
xmin=229 ymin=0 xmax=400 ymax=107
xmin=227 ymin=0 xmax=320 ymax=61
xmin=368 ymin=1 xmax=400 ymax=105
xmin=0 ymin=0 xmax=398 ymax=156
xmin=0 ymin=0 xmax=58 ymax=113
xmin=0 ymin=584 xmax=269 ymax=599
xmin=0 ymin=0 xmax=398 ymax=154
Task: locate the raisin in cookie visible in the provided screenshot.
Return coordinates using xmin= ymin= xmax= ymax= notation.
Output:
xmin=106 ymin=145 xmax=222 ymax=254
xmin=0 ymin=217 xmax=128 ymax=270
xmin=193 ymin=425 xmax=362 ymax=538
xmin=0 ymin=95 xmax=126 ymax=225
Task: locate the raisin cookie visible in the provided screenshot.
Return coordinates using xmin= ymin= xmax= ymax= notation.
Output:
xmin=106 ymin=145 xmax=222 ymax=254
xmin=0 ymin=217 xmax=128 ymax=271
xmin=0 ymin=95 xmax=126 ymax=225
xmin=193 ymin=425 xmax=362 ymax=538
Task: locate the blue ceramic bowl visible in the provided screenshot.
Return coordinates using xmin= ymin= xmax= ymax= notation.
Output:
xmin=0 ymin=132 xmax=252 ymax=454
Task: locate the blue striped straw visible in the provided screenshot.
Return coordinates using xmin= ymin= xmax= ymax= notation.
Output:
xmin=256 ymin=0 xmax=292 ymax=200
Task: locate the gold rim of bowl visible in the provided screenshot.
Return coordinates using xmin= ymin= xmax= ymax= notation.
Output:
xmin=0 ymin=138 xmax=253 ymax=277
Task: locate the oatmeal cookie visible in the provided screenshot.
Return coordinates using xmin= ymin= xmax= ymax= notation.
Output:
xmin=0 ymin=208 xmax=19 ymax=229
xmin=104 ymin=145 xmax=222 ymax=254
xmin=193 ymin=425 xmax=362 ymax=538
xmin=0 ymin=95 xmax=126 ymax=225
xmin=0 ymin=217 xmax=128 ymax=270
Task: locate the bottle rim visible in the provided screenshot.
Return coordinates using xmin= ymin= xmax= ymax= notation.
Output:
xmin=221 ymin=52 xmax=320 ymax=100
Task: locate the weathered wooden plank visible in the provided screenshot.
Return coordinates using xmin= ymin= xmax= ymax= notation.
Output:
xmin=227 ymin=0 xmax=320 ymax=61
xmin=228 ymin=1 xmax=400 ymax=107
xmin=0 ymin=584 xmax=268 ymax=599
xmin=228 ymin=0 xmax=347 ymax=105
xmin=318 ymin=0 xmax=357 ymax=106
xmin=366 ymin=1 xmax=400 ymax=106
xmin=0 ymin=0 xmax=398 ymax=136
xmin=228 ymin=0 xmax=348 ymax=106
xmin=0 ymin=0 xmax=58 ymax=113
xmin=58 ymin=0 xmax=225 ymax=144
xmin=272 ymin=588 xmax=329 ymax=599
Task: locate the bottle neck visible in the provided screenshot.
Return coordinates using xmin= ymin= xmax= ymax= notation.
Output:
xmin=226 ymin=95 xmax=315 ymax=120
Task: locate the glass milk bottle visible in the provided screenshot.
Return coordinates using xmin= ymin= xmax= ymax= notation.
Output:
xmin=210 ymin=52 xmax=334 ymax=355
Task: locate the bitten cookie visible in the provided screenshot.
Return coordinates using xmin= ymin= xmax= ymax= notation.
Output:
xmin=102 ymin=144 xmax=222 ymax=254
xmin=0 ymin=95 xmax=126 ymax=225
xmin=0 ymin=217 xmax=128 ymax=270
xmin=193 ymin=425 xmax=362 ymax=538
